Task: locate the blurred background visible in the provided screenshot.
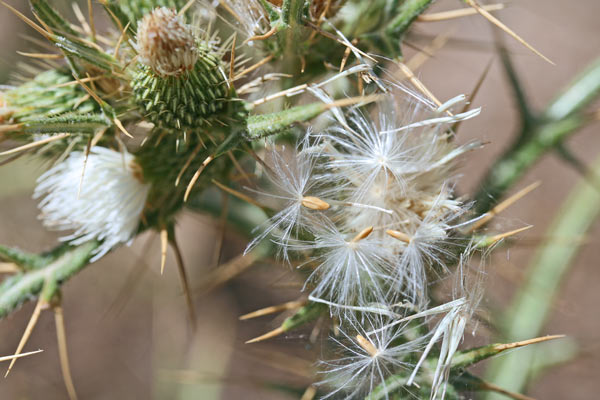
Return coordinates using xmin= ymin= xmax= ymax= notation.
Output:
xmin=0 ymin=0 xmax=599 ymax=399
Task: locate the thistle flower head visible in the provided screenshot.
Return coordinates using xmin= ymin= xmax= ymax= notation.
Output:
xmin=136 ymin=7 xmax=199 ymax=77
xmin=34 ymin=147 xmax=150 ymax=261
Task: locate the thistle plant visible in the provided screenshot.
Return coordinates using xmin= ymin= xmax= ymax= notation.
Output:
xmin=0 ymin=1 xmax=597 ymax=399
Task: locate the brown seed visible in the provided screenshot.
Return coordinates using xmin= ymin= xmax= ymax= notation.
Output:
xmin=301 ymin=196 xmax=330 ymax=210
xmin=351 ymin=226 xmax=374 ymax=242
xmin=355 ymin=334 xmax=378 ymax=357
xmin=386 ymin=229 xmax=412 ymax=243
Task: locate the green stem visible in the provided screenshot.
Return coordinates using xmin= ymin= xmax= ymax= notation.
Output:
xmin=483 ymin=153 xmax=600 ymax=398
xmin=474 ymin=56 xmax=600 ymax=214
xmin=385 ymin=0 xmax=436 ymax=37
xmin=0 ymin=241 xmax=98 ymax=318
xmin=475 ymin=115 xmax=583 ymax=214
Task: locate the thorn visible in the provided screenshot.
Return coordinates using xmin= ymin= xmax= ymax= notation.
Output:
xmin=160 ymin=228 xmax=168 ymax=275
xmin=16 ymin=51 xmax=62 ymax=59
xmin=326 ymin=94 xmax=381 ymax=109
xmin=113 ymin=118 xmax=133 ymax=138
xmin=494 ymin=335 xmax=565 ymax=352
xmin=102 ymin=235 xmax=154 ymax=320
xmin=405 ymin=31 xmax=451 ymax=72
xmin=339 ymin=42 xmax=353 ymax=72
xmin=485 ymin=225 xmax=533 ymax=246
xmin=229 ymin=33 xmax=237 ymax=85
xmin=71 ymin=73 xmax=105 ymax=108
xmin=54 ymin=305 xmax=78 ymax=400
xmin=226 ymin=151 xmax=253 ymax=186
xmin=174 ymin=143 xmax=203 ymax=186
xmin=87 ymin=0 xmax=96 ymax=43
xmin=100 ymin=1 xmax=124 ymax=33
xmin=1 ymin=1 xmax=52 ymax=40
xmin=233 ymin=55 xmax=274 ymax=81
xmin=195 ymin=251 xmax=259 ymax=293
xmin=478 ymin=381 xmax=536 ymax=400
xmin=304 ymin=20 xmax=376 ymax=62
xmin=469 ymin=181 xmax=541 ymax=231
xmin=170 ymin=236 xmax=197 ymax=331
xmin=300 ymin=385 xmax=317 ymax=400
xmin=0 ymin=123 xmax=22 ymax=133
xmin=0 ymin=262 xmax=19 ymax=273
xmin=243 ymin=25 xmax=277 ymax=45
xmin=0 ymin=349 xmax=43 ymax=363
xmin=212 ymin=180 xmax=265 ymax=209
xmin=351 ymin=226 xmax=374 ymax=242
xmin=239 ymin=300 xmax=306 ymax=320
xmin=5 ymin=297 xmax=47 ymax=377
xmin=452 ymin=57 xmax=494 ymax=133
xmin=386 ymin=229 xmax=412 ymax=243
xmin=0 ymin=133 xmax=70 ymax=156
xmin=417 ymin=4 xmax=505 ymax=22
xmin=113 ymin=22 xmax=131 ymax=59
xmin=301 ymin=196 xmax=330 ymax=210
xmin=49 ymin=76 xmax=103 ymax=89
xmin=246 ymin=327 xmax=285 ymax=344
xmin=397 ymin=61 xmax=447 ymax=113
xmin=183 ymin=155 xmax=214 ymax=202
xmin=465 ymin=0 xmax=554 ymax=65
xmin=211 ymin=193 xmax=229 ymax=268
xmin=77 ymin=139 xmax=92 ymax=200
xmin=179 ymin=0 xmax=196 ymax=15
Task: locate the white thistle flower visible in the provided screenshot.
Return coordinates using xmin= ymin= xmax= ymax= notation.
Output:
xmin=319 ymin=314 xmax=425 ymax=400
xmin=136 ymin=7 xmax=199 ymax=76
xmin=34 ymin=147 xmax=150 ymax=262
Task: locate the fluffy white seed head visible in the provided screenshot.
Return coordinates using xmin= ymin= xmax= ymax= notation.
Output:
xmin=245 ymin=142 xmax=325 ymax=260
xmin=136 ymin=7 xmax=199 ymax=76
xmin=249 ymin=91 xmax=481 ymax=319
xmin=296 ymin=222 xmax=395 ymax=316
xmin=34 ymin=147 xmax=150 ymax=261
xmin=319 ymin=314 xmax=425 ymax=399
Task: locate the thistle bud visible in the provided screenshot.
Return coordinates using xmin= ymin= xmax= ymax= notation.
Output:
xmin=132 ymin=7 xmax=229 ymax=131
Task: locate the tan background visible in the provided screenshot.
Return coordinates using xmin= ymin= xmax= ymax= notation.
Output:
xmin=0 ymin=1 xmax=599 ymax=399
